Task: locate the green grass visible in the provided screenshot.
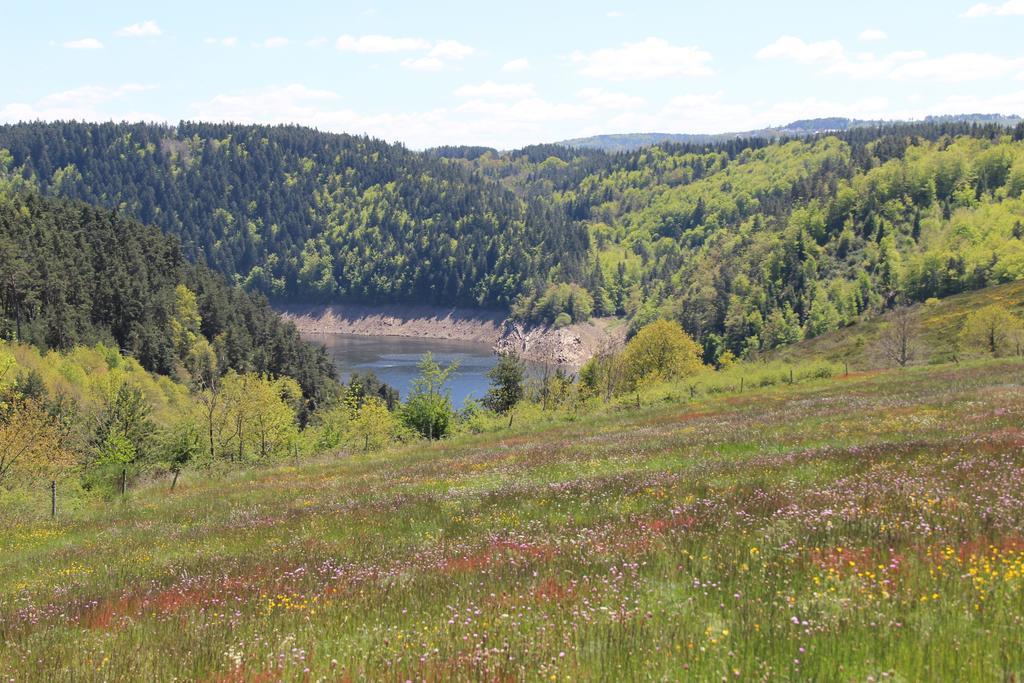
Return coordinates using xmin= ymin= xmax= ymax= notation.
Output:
xmin=776 ymin=280 xmax=1024 ymax=368
xmin=2 ymin=359 xmax=1024 ymax=680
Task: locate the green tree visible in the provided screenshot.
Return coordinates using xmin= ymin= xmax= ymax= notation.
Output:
xmin=169 ymin=284 xmax=202 ymax=360
xmin=805 ymin=290 xmax=841 ymax=338
xmin=211 ymin=372 xmax=301 ymax=462
xmin=959 ymin=304 xmax=1024 ymax=357
xmin=620 ymin=319 xmax=703 ymax=390
xmin=92 ymin=380 xmax=155 ymax=466
xmin=401 ymin=352 xmax=457 ymax=440
xmin=761 ymin=305 xmax=803 ymax=350
xmin=349 ymin=397 xmax=397 ymax=451
xmin=482 ymin=353 xmax=525 ymax=414
xmin=580 ymin=341 xmax=625 ymax=402
xmin=0 ymin=400 xmax=76 ymax=489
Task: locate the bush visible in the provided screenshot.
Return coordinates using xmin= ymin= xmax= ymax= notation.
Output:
xmin=620 ymin=319 xmax=703 ymax=390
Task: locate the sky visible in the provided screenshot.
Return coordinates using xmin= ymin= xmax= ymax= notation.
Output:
xmin=2 ymin=0 xmax=1024 ymax=149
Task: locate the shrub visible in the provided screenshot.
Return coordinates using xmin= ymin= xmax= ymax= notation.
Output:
xmin=620 ymin=319 xmax=703 ymax=390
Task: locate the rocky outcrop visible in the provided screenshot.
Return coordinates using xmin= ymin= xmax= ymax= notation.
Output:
xmin=494 ymin=318 xmax=626 ymax=369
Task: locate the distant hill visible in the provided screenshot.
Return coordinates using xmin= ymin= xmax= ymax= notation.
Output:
xmin=557 ymin=114 xmax=1023 ymax=152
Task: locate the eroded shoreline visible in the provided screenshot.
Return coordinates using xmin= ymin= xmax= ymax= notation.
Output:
xmin=279 ymin=303 xmax=626 ymax=369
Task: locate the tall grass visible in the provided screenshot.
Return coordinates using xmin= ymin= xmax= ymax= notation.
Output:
xmin=2 ymin=359 xmax=1023 ymax=680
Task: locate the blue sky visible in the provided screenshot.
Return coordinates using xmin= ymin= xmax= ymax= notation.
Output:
xmin=3 ymin=0 xmax=1023 ymax=148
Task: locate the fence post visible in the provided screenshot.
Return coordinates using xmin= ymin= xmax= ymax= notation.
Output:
xmin=790 ymin=368 xmax=794 ymax=385
xmin=740 ymin=377 xmax=744 ymax=393
xmin=171 ymin=469 xmax=179 ymax=491
xmin=845 ymin=361 xmax=849 ymax=377
xmin=121 ymin=468 xmax=127 ymax=496
xmin=50 ymin=480 xmax=56 ymax=518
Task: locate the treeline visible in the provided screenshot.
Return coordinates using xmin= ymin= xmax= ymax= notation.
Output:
xmin=0 ymin=190 xmax=337 ymax=413
xmin=0 ymin=122 xmax=589 ymax=308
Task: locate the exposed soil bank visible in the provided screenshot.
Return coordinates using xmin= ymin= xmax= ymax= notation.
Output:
xmin=279 ymin=304 xmax=626 ymax=369
xmin=279 ymin=303 xmax=504 ymax=344
xmin=494 ymin=318 xmax=627 ymax=369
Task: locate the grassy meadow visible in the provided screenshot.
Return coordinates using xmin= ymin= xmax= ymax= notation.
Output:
xmin=2 ymin=358 xmax=1024 ymax=681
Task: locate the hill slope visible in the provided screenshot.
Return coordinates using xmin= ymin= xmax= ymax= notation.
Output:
xmin=2 ymin=358 xmax=1023 ymax=679
xmin=0 ymin=122 xmax=588 ymax=308
xmin=776 ymin=279 xmax=1024 ymax=368
xmin=5 ymin=120 xmax=1024 ymax=367
xmin=0 ymin=188 xmax=336 ymax=404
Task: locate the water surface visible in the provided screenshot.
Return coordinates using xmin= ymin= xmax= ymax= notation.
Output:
xmin=304 ymin=333 xmax=499 ymax=407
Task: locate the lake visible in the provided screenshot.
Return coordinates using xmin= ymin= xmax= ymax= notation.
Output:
xmin=303 ymin=333 xmax=501 ymax=408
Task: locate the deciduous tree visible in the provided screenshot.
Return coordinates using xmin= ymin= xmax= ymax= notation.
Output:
xmin=959 ymin=304 xmax=1024 ymax=357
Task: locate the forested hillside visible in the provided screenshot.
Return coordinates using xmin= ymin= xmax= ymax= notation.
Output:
xmin=0 ymin=188 xmax=336 ymax=408
xmin=479 ymin=121 xmax=1024 ymax=360
xmin=4 ymin=120 xmax=1024 ymax=364
xmin=0 ymin=123 xmax=588 ymax=307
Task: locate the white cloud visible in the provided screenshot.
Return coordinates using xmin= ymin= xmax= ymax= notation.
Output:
xmin=581 ymin=92 xmax=892 ymax=138
xmin=858 ymin=28 xmax=887 ymax=41
xmin=401 ymin=56 xmax=444 ymax=72
xmin=571 ymin=37 xmax=714 ymax=80
xmin=115 ymin=21 xmax=161 ymax=38
xmin=307 ymin=37 xmax=328 ymax=47
xmin=187 ymin=82 xmax=596 ymax=149
xmin=917 ymin=89 xmax=1024 ymax=115
xmin=336 ymin=34 xmax=473 ymax=71
xmin=429 ymin=40 xmax=474 ymax=60
xmin=607 ymin=10 xmax=623 ymax=18
xmin=193 ymin=84 xmax=341 ymax=119
xmin=36 ymin=84 xmax=150 ymax=107
xmin=400 ymin=40 xmax=474 ymax=71
xmin=823 ymin=50 xmax=926 ymax=79
xmin=453 ymin=97 xmax=592 ymax=123
xmin=336 ymin=34 xmax=431 ymax=53
xmin=576 ymin=87 xmax=646 ymax=110
xmin=756 ymin=36 xmax=844 ymax=63
xmin=185 ymin=81 xmax=1023 ymax=149
xmin=964 ymin=0 xmax=1024 ymax=16
xmin=0 ymin=84 xmax=158 ymax=122
xmin=455 ymin=81 xmax=537 ymax=99
xmin=887 ymin=52 xmax=1024 ymax=81
xmin=501 ymin=58 xmax=530 ymax=72
xmin=183 ymin=83 xmax=893 ymax=150
xmin=259 ymin=36 xmax=289 ymax=48
xmin=759 ymin=35 xmax=1024 ymax=82
xmin=205 ymin=36 xmax=238 ymax=47
xmin=63 ymin=38 xmax=103 ymax=50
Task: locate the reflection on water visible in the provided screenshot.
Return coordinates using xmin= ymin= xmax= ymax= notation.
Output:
xmin=303 ymin=333 xmax=500 ymax=408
